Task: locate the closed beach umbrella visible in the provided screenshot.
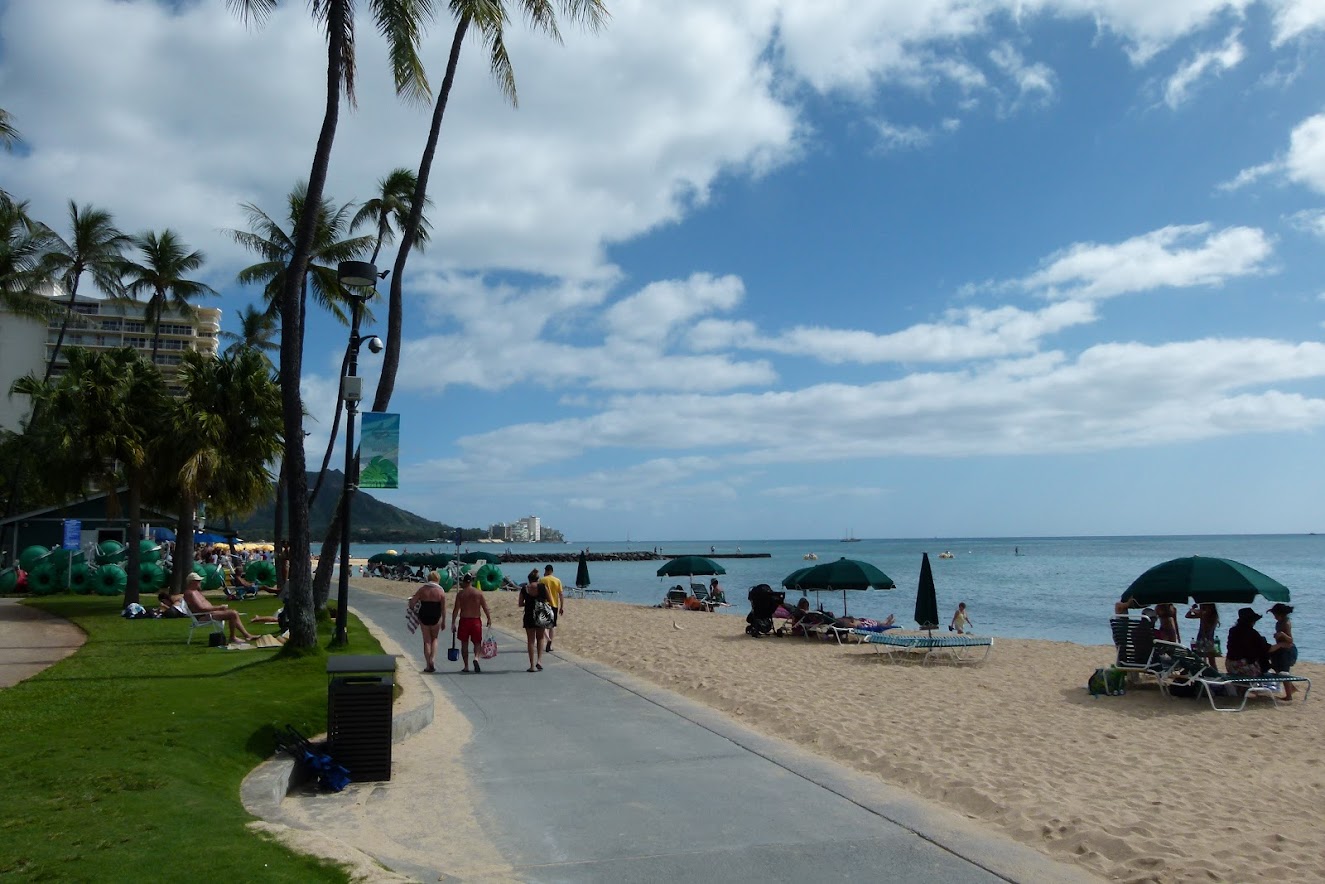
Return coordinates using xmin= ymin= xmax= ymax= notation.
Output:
xmin=576 ymin=551 xmax=591 ymax=590
xmin=781 ymin=557 xmax=895 ymax=615
xmin=1121 ymin=556 xmax=1291 ymax=606
xmin=656 ymin=555 xmax=725 ymax=578
xmin=914 ymin=553 xmax=939 ymax=631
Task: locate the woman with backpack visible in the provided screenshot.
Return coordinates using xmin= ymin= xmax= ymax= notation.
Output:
xmin=518 ymin=569 xmax=552 ymax=672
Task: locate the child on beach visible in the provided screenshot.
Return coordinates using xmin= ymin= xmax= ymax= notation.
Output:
xmin=949 ymin=602 xmax=973 ymax=634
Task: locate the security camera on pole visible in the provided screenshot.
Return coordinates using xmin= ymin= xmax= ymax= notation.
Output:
xmin=334 ymin=261 xmax=385 ymax=646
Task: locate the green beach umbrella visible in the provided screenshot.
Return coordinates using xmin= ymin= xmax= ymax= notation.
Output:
xmin=914 ymin=552 xmax=939 ymax=631
xmin=782 ymin=557 xmax=895 ymax=616
xmin=576 ymin=551 xmax=591 ymax=590
xmin=1121 ymin=556 xmax=1291 ymax=606
xmin=656 ymin=556 xmax=725 ymax=578
xmin=457 ymin=550 xmax=501 ymax=564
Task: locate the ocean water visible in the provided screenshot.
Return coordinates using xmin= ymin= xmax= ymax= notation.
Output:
xmin=345 ymin=535 xmax=1325 ymax=663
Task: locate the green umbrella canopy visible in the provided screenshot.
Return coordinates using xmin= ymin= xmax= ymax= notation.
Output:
xmin=786 ymin=557 xmax=895 ymax=591
xmin=914 ymin=553 xmax=939 ymax=630
xmin=656 ymin=555 xmax=725 ymax=577
xmin=422 ymin=553 xmax=454 ymax=568
xmin=1120 ymin=556 xmax=1291 ymax=606
xmin=780 ymin=566 xmax=815 ymax=589
xmin=367 ymin=553 xmax=400 ymax=565
xmin=576 ymin=551 xmax=591 ymax=588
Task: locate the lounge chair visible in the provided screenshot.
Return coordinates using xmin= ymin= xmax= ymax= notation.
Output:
xmin=1109 ymin=617 xmax=1168 ymax=682
xmin=186 ymin=608 xmax=226 ymax=645
xmin=855 ymin=629 xmax=994 ymax=664
xmin=1156 ymin=640 xmax=1311 ymax=712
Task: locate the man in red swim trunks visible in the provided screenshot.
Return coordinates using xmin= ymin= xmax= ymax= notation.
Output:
xmin=450 ymin=573 xmax=493 ymax=672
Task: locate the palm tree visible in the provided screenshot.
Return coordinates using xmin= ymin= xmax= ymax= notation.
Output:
xmin=219 ymin=303 xmax=279 ymax=366
xmin=310 ymin=0 xmax=609 ymax=610
xmin=0 ymin=196 xmax=58 ymax=320
xmin=0 ymin=108 xmax=18 ymax=152
xmin=227 ymin=183 xmax=375 ymax=360
xmin=10 ymin=347 xmax=168 ymax=605
xmin=120 ymin=229 xmax=218 ymax=366
xmin=228 ymin=0 xmax=437 ymax=648
xmin=40 ymin=202 xmax=131 ymax=383
xmin=166 ymin=348 xmax=284 ymax=592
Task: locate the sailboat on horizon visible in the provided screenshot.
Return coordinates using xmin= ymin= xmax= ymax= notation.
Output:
xmin=840 ymin=529 xmax=861 ymax=543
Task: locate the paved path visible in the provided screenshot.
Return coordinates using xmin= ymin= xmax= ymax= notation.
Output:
xmin=0 ymin=598 xmax=85 ymax=689
xmin=341 ymin=587 xmax=1097 ymax=883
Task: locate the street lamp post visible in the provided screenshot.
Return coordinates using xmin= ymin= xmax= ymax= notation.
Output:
xmin=335 ymin=260 xmax=383 ymax=646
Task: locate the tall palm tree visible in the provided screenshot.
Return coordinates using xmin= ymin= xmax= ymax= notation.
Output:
xmin=228 ymin=0 xmax=438 ymax=648
xmin=0 ymin=196 xmax=58 ymax=320
xmin=219 ymin=303 xmax=279 ymax=366
xmin=40 ymin=202 xmax=131 ymax=383
xmin=226 ymin=183 xmax=375 ymax=360
xmin=311 ymin=0 xmax=609 ymax=609
xmin=120 ymin=229 xmax=218 ymax=366
xmin=10 ymin=347 xmax=168 ymax=605
xmin=309 ymin=168 xmax=432 ymax=506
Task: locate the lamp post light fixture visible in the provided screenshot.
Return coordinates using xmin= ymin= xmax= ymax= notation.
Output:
xmin=334 ymin=260 xmax=385 ymax=646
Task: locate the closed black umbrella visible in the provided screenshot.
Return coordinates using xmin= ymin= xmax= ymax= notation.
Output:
xmin=915 ymin=553 xmax=939 ymax=632
xmin=576 ymin=551 xmax=591 ymax=590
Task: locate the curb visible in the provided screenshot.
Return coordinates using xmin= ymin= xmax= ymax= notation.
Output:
xmin=239 ymin=607 xmax=434 ymax=824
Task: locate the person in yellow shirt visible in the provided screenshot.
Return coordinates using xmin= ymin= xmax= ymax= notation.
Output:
xmin=539 ymin=564 xmax=564 ymax=653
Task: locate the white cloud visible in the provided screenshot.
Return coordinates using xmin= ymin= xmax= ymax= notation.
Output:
xmin=871 ymin=119 xmax=940 ymax=151
xmin=1221 ymin=112 xmax=1325 ymax=195
xmin=1218 ymin=160 xmax=1280 ymax=191
xmin=1017 ymin=224 xmax=1274 ymax=300
xmin=1270 ymin=0 xmax=1325 ymax=44
xmin=1163 ymin=29 xmax=1246 ymax=108
xmin=1287 ymin=208 xmax=1325 ymax=238
xmin=988 ymin=42 xmax=1056 ymax=107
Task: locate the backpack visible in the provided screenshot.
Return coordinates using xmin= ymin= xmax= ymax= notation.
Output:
xmin=1088 ymin=667 xmax=1126 ymax=696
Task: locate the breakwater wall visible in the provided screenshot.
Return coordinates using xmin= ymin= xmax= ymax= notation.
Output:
xmin=495 ymin=551 xmax=772 ymax=564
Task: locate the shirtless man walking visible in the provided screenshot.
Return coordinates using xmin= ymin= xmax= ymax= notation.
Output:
xmin=451 ymin=573 xmax=493 ymax=673
xmin=409 ymin=580 xmax=447 ymax=672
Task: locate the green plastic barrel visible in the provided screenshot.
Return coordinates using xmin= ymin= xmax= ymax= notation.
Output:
xmin=476 ymin=564 xmax=504 ymax=592
xmin=19 ymin=545 xmax=51 ymax=572
xmin=94 ymin=564 xmax=127 ymax=596
xmin=138 ymin=539 xmax=162 ymax=564
xmin=244 ymin=560 xmax=277 ymax=587
xmin=68 ymin=564 xmax=92 ymax=594
xmin=136 ymin=562 xmax=166 ymax=593
xmin=97 ymin=540 xmax=127 ymax=564
xmin=28 ymin=562 xmax=60 ymax=595
xmin=201 ymin=564 xmax=224 ymax=591
xmin=0 ymin=568 xmax=18 ymax=593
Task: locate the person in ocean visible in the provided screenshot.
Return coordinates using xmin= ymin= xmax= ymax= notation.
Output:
xmin=409 ymin=580 xmax=447 ymax=673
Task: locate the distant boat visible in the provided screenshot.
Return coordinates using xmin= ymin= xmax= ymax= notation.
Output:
xmin=803 ymin=552 xmax=818 ymax=560
xmin=840 ymin=530 xmax=861 ymax=543
xmin=938 ymin=550 xmax=954 ymax=559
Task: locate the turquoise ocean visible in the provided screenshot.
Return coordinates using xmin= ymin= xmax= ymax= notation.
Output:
xmin=345 ymin=535 xmax=1325 ymax=663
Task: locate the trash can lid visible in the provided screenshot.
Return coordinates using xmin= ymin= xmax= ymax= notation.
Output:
xmin=327 ymin=654 xmax=397 ymax=674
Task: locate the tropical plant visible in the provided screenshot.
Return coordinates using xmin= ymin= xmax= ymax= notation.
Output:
xmin=219 ymin=303 xmax=279 ymax=366
xmin=119 ymin=229 xmax=218 ymax=365
xmin=309 ymin=0 xmax=609 ymax=608
xmin=9 ymin=347 xmax=169 ymax=605
xmin=0 ymin=108 xmax=18 ymax=152
xmin=228 ymin=0 xmax=438 ymax=648
xmin=0 ymin=195 xmax=58 ymax=319
xmin=164 ymin=348 xmax=284 ymax=591
xmin=39 ymin=202 xmax=131 ymax=383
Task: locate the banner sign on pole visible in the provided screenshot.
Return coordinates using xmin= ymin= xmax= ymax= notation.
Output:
xmin=359 ymin=412 xmax=400 ymax=489
xmin=62 ymin=519 xmax=81 ymax=550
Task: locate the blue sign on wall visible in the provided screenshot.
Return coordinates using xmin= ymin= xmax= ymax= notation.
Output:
xmin=62 ymin=519 xmax=81 ymax=550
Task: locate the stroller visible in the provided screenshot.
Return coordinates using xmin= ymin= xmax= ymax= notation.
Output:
xmin=745 ymin=583 xmax=785 ymax=637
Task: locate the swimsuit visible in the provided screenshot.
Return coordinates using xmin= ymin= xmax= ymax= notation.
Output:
xmin=417 ymin=600 xmax=443 ymax=626
xmin=457 ymin=616 xmax=483 ymax=645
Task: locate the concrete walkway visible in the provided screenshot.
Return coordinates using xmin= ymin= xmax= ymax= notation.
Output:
xmin=0 ymin=598 xmax=85 ymax=688
xmin=317 ymin=587 xmax=1098 ymax=883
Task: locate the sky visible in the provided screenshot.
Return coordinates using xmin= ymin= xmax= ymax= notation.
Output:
xmin=2 ymin=0 xmax=1325 ymax=542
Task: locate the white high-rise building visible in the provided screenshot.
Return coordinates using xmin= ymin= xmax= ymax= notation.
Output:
xmin=0 ymin=289 xmax=222 ymax=431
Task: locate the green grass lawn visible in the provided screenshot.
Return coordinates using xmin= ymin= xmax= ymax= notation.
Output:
xmin=0 ymin=595 xmax=386 ymax=882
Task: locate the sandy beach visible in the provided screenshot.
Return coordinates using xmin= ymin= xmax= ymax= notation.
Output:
xmin=355 ymin=577 xmax=1323 ymax=883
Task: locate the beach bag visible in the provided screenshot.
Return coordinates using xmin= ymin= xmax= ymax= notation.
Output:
xmin=208 ymin=632 xmax=227 ymax=648
xmin=480 ymin=637 xmax=498 ymax=659
xmin=1088 ymin=667 xmax=1126 ymax=696
xmin=533 ymin=600 xmax=555 ymax=629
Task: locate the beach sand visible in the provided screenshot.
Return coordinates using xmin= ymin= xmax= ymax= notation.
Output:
xmin=355 ymin=578 xmax=1324 ymax=883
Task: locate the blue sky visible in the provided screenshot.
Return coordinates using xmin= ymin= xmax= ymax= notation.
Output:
xmin=3 ymin=0 xmax=1325 ymax=541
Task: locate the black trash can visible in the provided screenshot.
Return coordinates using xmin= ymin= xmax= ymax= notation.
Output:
xmin=327 ymin=655 xmax=395 ymax=782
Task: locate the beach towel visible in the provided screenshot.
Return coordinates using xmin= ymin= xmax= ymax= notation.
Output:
xmin=406 ymin=599 xmax=420 ymax=634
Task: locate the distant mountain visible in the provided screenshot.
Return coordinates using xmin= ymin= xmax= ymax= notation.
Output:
xmin=233 ymin=471 xmax=453 ymax=543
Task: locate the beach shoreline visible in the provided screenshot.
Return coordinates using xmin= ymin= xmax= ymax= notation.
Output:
xmin=355 ymin=576 xmax=1323 ymax=883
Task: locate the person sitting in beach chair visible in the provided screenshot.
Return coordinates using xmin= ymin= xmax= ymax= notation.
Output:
xmin=223 ymin=564 xmax=261 ymax=601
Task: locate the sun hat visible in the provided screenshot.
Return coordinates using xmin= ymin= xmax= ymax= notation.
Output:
xmin=1237 ymin=607 xmax=1261 ymax=622
xmin=1268 ymin=603 xmax=1294 ymax=616
xmin=185 ymin=572 xmax=203 ymax=584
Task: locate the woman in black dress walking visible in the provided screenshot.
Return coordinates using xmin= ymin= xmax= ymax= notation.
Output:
xmin=519 ymin=569 xmax=550 ymax=672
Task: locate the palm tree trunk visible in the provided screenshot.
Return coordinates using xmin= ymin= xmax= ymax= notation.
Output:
xmin=308 ymin=344 xmax=352 ymax=506
xmin=372 ymin=16 xmax=469 ymax=414
xmin=172 ymin=495 xmax=196 ymax=594
xmin=273 ymin=461 xmax=286 ymax=585
xmin=123 ymin=478 xmax=143 ymax=607
xmin=42 ymin=274 xmax=82 ymax=383
xmin=312 ymin=503 xmax=340 ymax=609
xmin=281 ymin=0 xmax=347 ymax=648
